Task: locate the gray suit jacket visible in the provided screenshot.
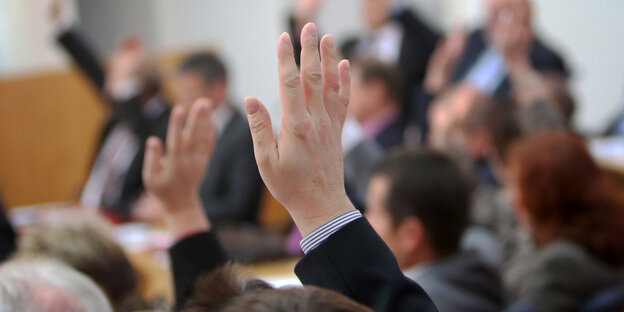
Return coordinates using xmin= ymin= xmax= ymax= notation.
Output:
xmin=505 ymin=240 xmax=624 ymax=311
xmin=199 ymin=109 xmax=263 ymax=226
xmin=407 ymin=250 xmax=504 ymax=312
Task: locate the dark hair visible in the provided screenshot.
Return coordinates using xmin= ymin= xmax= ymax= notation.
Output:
xmin=462 ymin=98 xmax=523 ymax=161
xmin=179 ymin=52 xmax=228 ymax=83
xmin=372 ymin=148 xmax=471 ymax=257
xmin=182 ymin=263 xmax=371 ymax=312
xmin=355 ymin=59 xmax=404 ymax=104
xmin=508 ymin=130 xmax=624 ymax=265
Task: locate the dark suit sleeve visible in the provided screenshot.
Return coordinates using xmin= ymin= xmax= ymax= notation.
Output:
xmin=57 ymin=29 xmax=107 ymax=92
xmin=295 ymin=218 xmax=438 ymax=312
xmin=169 ymin=231 xmax=228 ymax=309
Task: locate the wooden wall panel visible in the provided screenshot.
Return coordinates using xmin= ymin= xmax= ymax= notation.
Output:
xmin=0 ymin=69 xmax=106 ymax=208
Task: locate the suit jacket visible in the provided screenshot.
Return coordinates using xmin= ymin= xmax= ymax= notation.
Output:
xmin=295 ymin=218 xmax=438 ymax=312
xmin=169 ymin=218 xmax=438 ymax=311
xmin=0 ymin=197 xmax=16 ymax=262
xmin=505 ymin=240 xmax=624 ymax=312
xmin=450 ymin=29 xmax=569 ymax=98
xmin=407 ymin=250 xmax=504 ymax=312
xmin=199 ymin=110 xmax=263 ymax=225
xmin=57 ymin=30 xmax=170 ymax=219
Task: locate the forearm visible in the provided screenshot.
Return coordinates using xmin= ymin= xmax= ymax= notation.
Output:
xmin=57 ymin=29 xmax=107 ymax=91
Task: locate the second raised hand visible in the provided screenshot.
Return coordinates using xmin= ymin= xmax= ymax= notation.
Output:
xmin=244 ymin=23 xmax=355 ymax=237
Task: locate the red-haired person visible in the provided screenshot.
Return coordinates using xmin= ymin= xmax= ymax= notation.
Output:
xmin=504 ymin=130 xmax=624 ymax=311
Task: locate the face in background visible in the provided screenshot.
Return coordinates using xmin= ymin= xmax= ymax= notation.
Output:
xmin=348 ymin=67 xmax=388 ymax=123
xmin=486 ymin=0 xmax=532 ymax=32
xmin=365 ymin=175 xmax=400 ymax=255
xmin=174 ymin=70 xmax=227 ymax=110
xmin=363 ymin=0 xmax=392 ymax=29
xmin=365 ymin=174 xmax=423 ymax=269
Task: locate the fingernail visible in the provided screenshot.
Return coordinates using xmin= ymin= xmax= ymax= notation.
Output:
xmin=326 ymin=35 xmax=335 ymax=49
xmin=306 ymin=23 xmax=317 ymax=38
xmin=281 ymin=33 xmax=292 ymax=47
xmin=245 ymin=97 xmax=259 ymax=115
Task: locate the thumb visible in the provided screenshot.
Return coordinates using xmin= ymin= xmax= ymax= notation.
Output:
xmin=245 ymin=97 xmax=278 ymax=168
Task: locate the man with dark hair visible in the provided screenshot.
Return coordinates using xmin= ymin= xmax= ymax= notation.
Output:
xmin=365 ymin=149 xmax=503 ymax=312
xmin=349 ymin=59 xmax=406 ymax=150
xmin=174 ymin=53 xmax=263 ymax=226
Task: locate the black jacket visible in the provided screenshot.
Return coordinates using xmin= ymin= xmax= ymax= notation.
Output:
xmin=169 ymin=217 xmax=438 ymax=311
xmin=198 ymin=110 xmax=263 ymax=226
xmin=295 ymin=218 xmax=438 ymax=312
xmin=57 ymin=30 xmax=170 ymax=218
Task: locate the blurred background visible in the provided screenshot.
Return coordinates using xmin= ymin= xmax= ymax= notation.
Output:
xmin=0 ymin=0 xmax=623 ymax=207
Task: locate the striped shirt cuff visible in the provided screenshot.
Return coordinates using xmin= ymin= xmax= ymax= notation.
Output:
xmin=300 ymin=210 xmax=362 ymax=254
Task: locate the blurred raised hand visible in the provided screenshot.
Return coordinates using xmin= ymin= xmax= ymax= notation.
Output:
xmin=142 ymin=99 xmax=216 ymax=237
xmin=244 ymin=23 xmax=355 ymax=237
xmin=295 ymin=0 xmax=324 ymax=24
xmin=424 ymin=27 xmax=467 ymax=94
xmin=491 ymin=0 xmax=533 ymax=66
xmin=104 ymin=36 xmax=145 ymax=98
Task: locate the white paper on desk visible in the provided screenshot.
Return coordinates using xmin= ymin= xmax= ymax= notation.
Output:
xmin=262 ymin=275 xmax=302 ymax=288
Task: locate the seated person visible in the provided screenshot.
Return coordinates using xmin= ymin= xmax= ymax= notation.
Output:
xmin=419 ymin=0 xmax=573 ymax=139
xmin=143 ymin=23 xmax=437 ymax=311
xmin=450 ymin=0 xmax=569 ymax=99
xmin=15 ymin=216 xmax=148 ymax=311
xmin=504 ymin=130 xmax=624 ymax=311
xmin=174 ymin=53 xmax=262 ymax=226
xmin=0 ymin=258 xmax=112 ymax=312
xmin=349 ymin=59 xmax=407 ymax=150
xmin=51 ymin=0 xmax=170 ymax=219
xmin=365 ymin=149 xmax=504 ymax=312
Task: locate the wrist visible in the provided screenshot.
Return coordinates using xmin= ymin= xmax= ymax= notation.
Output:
xmin=290 ymin=194 xmax=356 ymax=237
xmin=162 ymin=196 xmax=211 ymax=238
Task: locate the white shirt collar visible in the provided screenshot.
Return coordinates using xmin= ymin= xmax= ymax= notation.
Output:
xmin=212 ymin=102 xmax=234 ymax=136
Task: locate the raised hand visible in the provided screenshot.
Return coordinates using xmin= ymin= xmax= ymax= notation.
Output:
xmin=424 ymin=27 xmax=467 ymax=93
xmin=491 ymin=0 xmax=533 ymax=66
xmin=105 ymin=36 xmax=145 ymax=98
xmin=244 ymin=23 xmax=354 ymax=237
xmin=142 ymin=99 xmax=216 ymax=237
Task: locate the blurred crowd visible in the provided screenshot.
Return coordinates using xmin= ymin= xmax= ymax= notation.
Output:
xmin=0 ymin=0 xmax=623 ymax=311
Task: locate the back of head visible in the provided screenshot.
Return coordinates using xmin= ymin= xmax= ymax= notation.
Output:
xmin=0 ymin=259 xmax=112 ymax=312
xmin=182 ymin=263 xmax=371 ymax=312
xmin=508 ymin=130 xmax=624 ymax=265
xmin=179 ymin=52 xmax=228 ymax=84
xmin=16 ymin=217 xmax=140 ymax=310
xmin=461 ymin=97 xmax=523 ymax=161
xmin=356 ymin=58 xmax=405 ymax=104
xmin=373 ymin=149 xmax=471 ymax=258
